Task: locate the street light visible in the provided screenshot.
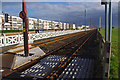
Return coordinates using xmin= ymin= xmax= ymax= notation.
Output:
xmin=78 ymin=9 xmax=87 ymax=31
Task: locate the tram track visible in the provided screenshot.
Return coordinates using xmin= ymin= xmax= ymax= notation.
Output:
xmin=46 ymin=30 xmax=96 ymax=79
xmin=3 ymin=29 xmax=96 ymax=79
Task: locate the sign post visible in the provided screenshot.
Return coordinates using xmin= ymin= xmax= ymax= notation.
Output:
xmin=19 ymin=0 xmax=29 ymax=56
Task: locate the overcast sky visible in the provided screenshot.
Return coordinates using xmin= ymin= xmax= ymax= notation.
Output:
xmin=1 ymin=0 xmax=119 ymax=28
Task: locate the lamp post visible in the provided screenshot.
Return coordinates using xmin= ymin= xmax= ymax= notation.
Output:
xmin=85 ymin=9 xmax=86 ymax=32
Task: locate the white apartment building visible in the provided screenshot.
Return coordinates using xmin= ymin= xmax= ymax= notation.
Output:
xmin=17 ymin=17 xmax=23 ymax=30
xmin=51 ymin=21 xmax=56 ymax=29
xmin=28 ymin=18 xmax=36 ymax=29
xmin=54 ymin=21 xmax=60 ymax=29
xmin=42 ymin=20 xmax=49 ymax=29
xmin=9 ymin=16 xmax=22 ymax=30
xmin=0 ymin=15 xmax=3 ymax=30
xmin=62 ymin=23 xmax=66 ymax=30
xmin=0 ymin=15 xmax=11 ymax=30
xmin=81 ymin=25 xmax=90 ymax=29
xmin=0 ymin=15 xmax=75 ymax=30
xmin=69 ymin=24 xmax=76 ymax=29
xmin=47 ymin=20 xmax=52 ymax=29
xmin=66 ymin=23 xmax=69 ymax=29
xmin=58 ymin=22 xmax=62 ymax=29
xmin=72 ymin=24 xmax=76 ymax=29
xmin=33 ymin=18 xmax=38 ymax=29
xmin=38 ymin=19 xmax=43 ymax=29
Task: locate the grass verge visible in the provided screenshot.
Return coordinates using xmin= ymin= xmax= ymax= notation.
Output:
xmin=99 ymin=28 xmax=119 ymax=79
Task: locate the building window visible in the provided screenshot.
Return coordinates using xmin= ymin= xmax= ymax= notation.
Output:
xmin=13 ymin=18 xmax=17 ymax=21
xmin=13 ymin=23 xmax=17 ymax=27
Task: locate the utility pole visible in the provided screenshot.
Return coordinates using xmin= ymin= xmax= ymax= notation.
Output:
xmin=85 ymin=9 xmax=86 ymax=31
xmin=99 ymin=16 xmax=101 ymax=31
xmin=19 ymin=0 xmax=29 ymax=56
xmin=90 ymin=17 xmax=92 ymax=28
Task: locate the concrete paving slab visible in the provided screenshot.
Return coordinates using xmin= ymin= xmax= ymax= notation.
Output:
xmin=12 ymin=47 xmax=45 ymax=69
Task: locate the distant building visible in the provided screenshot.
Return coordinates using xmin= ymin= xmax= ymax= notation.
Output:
xmin=54 ymin=21 xmax=59 ymax=29
xmin=0 ymin=14 xmax=75 ymax=30
xmin=76 ymin=25 xmax=90 ymax=30
xmin=81 ymin=25 xmax=90 ymax=29
xmin=0 ymin=15 xmax=2 ymax=30
xmin=73 ymin=24 xmax=76 ymax=29
xmin=38 ymin=19 xmax=43 ymax=29
xmin=33 ymin=18 xmax=38 ymax=29
xmin=66 ymin=23 xmax=69 ymax=29
xmin=28 ymin=18 xmax=35 ymax=29
xmin=47 ymin=20 xmax=52 ymax=29
xmin=69 ymin=24 xmax=76 ymax=29
xmin=62 ymin=23 xmax=66 ymax=30
xmin=58 ymin=22 xmax=62 ymax=29
xmin=51 ymin=21 xmax=55 ymax=29
xmin=0 ymin=15 xmax=11 ymax=30
xmin=42 ymin=20 xmax=49 ymax=29
xmin=9 ymin=16 xmax=22 ymax=30
xmin=76 ymin=26 xmax=81 ymax=30
xmin=0 ymin=15 xmax=23 ymax=30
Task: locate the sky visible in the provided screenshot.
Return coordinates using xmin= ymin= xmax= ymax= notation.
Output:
xmin=1 ymin=0 xmax=120 ymax=28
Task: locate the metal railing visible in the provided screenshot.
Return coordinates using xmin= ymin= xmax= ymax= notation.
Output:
xmin=0 ymin=30 xmax=83 ymax=47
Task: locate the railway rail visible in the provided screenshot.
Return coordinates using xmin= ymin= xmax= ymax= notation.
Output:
xmin=2 ymin=29 xmax=97 ymax=79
